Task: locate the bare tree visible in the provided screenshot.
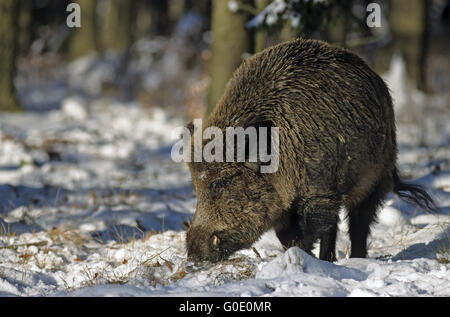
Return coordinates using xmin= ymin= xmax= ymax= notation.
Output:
xmin=374 ymin=0 xmax=430 ymax=91
xmin=103 ymin=0 xmax=137 ymax=51
xmin=68 ymin=0 xmax=99 ymax=61
xmin=0 ymin=0 xmax=21 ymax=111
xmin=390 ymin=0 xmax=430 ymax=91
xmin=207 ymin=0 xmax=253 ymax=114
xmin=254 ymin=0 xmax=269 ymax=52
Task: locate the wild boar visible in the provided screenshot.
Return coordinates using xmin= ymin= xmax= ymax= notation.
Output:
xmin=185 ymin=38 xmax=437 ymax=263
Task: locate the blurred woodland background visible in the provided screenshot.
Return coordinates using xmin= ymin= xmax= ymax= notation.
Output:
xmin=0 ymin=0 xmax=449 ymax=119
xmin=0 ymin=1 xmax=449 ymax=296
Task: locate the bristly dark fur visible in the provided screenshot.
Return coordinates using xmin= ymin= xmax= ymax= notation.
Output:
xmin=393 ymin=168 xmax=439 ymax=212
xmin=185 ymin=38 xmax=439 ymax=263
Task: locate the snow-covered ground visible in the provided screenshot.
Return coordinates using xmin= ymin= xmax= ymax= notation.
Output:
xmin=0 ymin=54 xmax=449 ymax=297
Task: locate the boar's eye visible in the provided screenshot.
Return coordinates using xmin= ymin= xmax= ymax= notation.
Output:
xmin=211 ymin=235 xmax=220 ymax=249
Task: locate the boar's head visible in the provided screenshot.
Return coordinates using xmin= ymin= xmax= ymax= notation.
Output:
xmin=186 ymin=161 xmax=282 ymax=263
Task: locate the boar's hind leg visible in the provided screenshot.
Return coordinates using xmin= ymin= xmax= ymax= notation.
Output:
xmin=347 ymin=178 xmax=391 ymax=258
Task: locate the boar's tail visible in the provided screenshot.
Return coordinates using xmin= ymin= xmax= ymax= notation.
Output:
xmin=392 ymin=168 xmax=439 ymax=212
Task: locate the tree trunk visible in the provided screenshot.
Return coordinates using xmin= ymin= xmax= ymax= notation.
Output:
xmin=135 ymin=1 xmax=152 ymax=39
xmin=254 ymin=0 xmax=269 ymax=53
xmin=103 ymin=0 xmax=137 ymax=51
xmin=68 ymin=0 xmax=99 ymax=61
xmin=17 ymin=0 xmax=32 ymax=55
xmin=0 ymin=0 xmax=21 ymax=111
xmin=374 ymin=0 xmax=429 ymax=91
xmin=207 ymin=0 xmax=252 ymax=114
xmin=149 ymin=0 xmax=170 ymax=36
xmin=389 ymin=0 xmax=429 ymax=91
xmin=325 ymin=0 xmax=353 ymax=48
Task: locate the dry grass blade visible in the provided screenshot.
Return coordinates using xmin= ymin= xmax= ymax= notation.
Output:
xmin=0 ymin=240 xmax=48 ymax=250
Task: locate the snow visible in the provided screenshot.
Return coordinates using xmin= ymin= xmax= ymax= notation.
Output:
xmin=1 ymin=46 xmax=449 ymax=297
xmin=61 ymin=97 xmax=88 ymax=121
xmin=247 ymin=0 xmax=330 ymax=29
xmin=228 ymin=0 xmax=240 ymax=13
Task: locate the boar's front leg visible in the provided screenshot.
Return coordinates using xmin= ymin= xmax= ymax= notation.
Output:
xmin=276 ymin=197 xmax=340 ymax=262
xmin=275 ymin=211 xmax=316 ymax=257
xmin=301 ymin=197 xmax=340 ymax=262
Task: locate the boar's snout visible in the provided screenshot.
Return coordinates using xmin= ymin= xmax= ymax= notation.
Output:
xmin=186 ymin=226 xmax=226 ymax=263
